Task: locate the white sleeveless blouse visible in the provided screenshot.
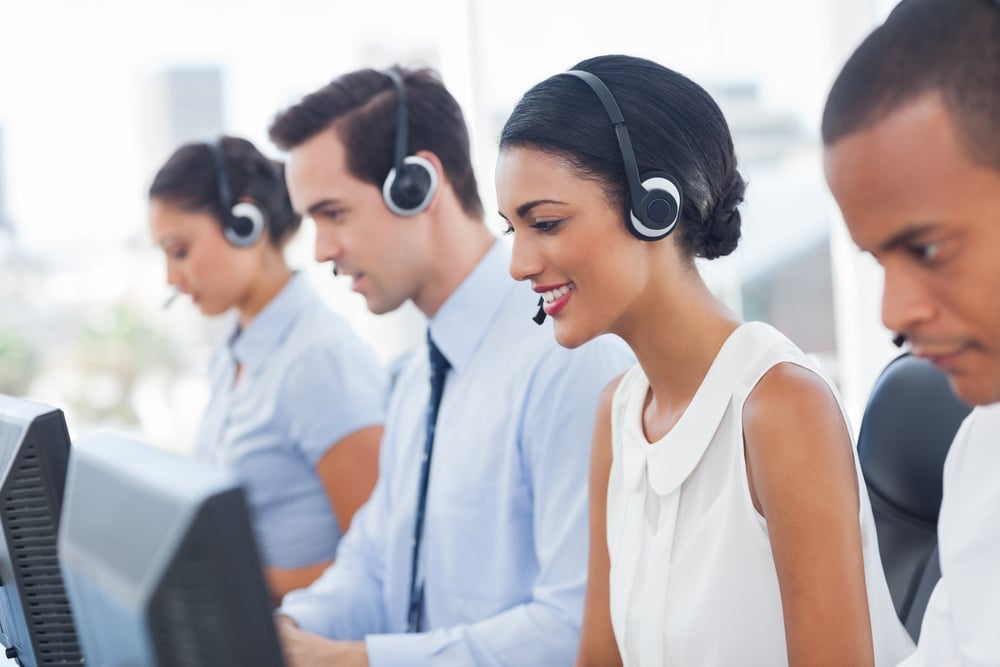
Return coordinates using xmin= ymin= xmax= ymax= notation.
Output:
xmin=607 ymin=322 xmax=914 ymax=666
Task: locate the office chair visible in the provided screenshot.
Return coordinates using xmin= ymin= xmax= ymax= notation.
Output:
xmin=856 ymin=353 xmax=972 ymax=640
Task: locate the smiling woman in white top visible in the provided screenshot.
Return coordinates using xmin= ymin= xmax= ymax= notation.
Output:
xmin=497 ymin=55 xmax=914 ymax=666
xmin=148 ymin=136 xmax=386 ymax=604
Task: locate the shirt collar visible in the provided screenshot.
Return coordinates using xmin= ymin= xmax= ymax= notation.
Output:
xmin=428 ymin=240 xmax=515 ymax=375
xmin=229 ymin=272 xmax=315 ymax=375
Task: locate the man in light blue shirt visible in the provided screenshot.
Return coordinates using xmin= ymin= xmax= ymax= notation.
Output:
xmin=268 ymin=67 xmax=634 ymax=666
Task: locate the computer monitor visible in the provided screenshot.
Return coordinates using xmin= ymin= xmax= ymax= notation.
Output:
xmin=0 ymin=394 xmax=84 ymax=667
xmin=58 ymin=432 xmax=285 ymax=667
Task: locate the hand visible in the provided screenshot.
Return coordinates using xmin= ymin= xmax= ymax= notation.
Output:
xmin=277 ymin=620 xmax=369 ymax=667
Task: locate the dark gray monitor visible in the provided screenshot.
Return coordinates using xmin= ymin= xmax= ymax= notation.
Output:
xmin=0 ymin=394 xmax=83 ymax=667
xmin=58 ymin=432 xmax=285 ymax=667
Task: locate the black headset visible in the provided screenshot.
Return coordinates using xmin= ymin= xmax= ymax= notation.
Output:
xmin=381 ymin=68 xmax=439 ymax=217
xmin=207 ymin=139 xmax=266 ymax=247
xmin=559 ymin=70 xmax=682 ymax=242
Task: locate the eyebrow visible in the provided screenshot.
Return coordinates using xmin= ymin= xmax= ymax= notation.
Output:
xmin=513 ymin=198 xmax=568 ymax=219
xmin=306 ymin=198 xmax=343 ymax=216
xmin=877 ymin=224 xmax=939 ymax=254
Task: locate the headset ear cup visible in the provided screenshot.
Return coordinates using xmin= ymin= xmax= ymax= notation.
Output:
xmin=382 ymin=155 xmax=440 ymax=217
xmin=225 ymin=201 xmax=266 ymax=247
xmin=627 ymin=174 xmax=682 ymax=241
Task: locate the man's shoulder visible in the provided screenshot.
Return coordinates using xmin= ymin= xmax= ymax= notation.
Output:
xmin=534 ymin=334 xmax=635 ymax=385
xmin=941 ymin=403 xmax=1000 ymax=526
xmin=950 ymin=403 xmax=1000 ymax=464
xmin=275 ymin=301 xmax=382 ymax=373
xmin=964 ymin=402 xmax=1000 ymax=432
xmin=288 ymin=298 xmax=366 ymax=348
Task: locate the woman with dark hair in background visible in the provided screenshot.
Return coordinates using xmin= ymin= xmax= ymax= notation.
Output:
xmin=148 ymin=136 xmax=386 ymax=604
xmin=496 ymin=55 xmax=914 ymax=666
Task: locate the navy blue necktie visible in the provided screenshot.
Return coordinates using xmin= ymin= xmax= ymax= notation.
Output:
xmin=406 ymin=331 xmax=450 ymax=633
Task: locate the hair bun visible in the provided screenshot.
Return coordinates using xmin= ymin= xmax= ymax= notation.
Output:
xmin=695 ymin=171 xmax=745 ymax=259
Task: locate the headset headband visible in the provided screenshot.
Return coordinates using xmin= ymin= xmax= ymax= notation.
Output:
xmin=561 ymin=70 xmax=650 ymax=222
xmin=384 ymin=67 xmax=409 ymax=175
xmin=207 ymin=140 xmax=233 ymax=212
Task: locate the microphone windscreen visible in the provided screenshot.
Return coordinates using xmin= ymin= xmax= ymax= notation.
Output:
xmin=163 ymin=289 xmax=181 ymax=310
xmin=532 ymin=296 xmax=546 ymax=325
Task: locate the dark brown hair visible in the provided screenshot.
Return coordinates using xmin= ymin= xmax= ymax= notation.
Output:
xmin=149 ymin=136 xmax=301 ymax=246
xmin=269 ymin=66 xmax=483 ymax=220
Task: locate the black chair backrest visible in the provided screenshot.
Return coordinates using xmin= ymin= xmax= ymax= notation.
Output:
xmin=857 ymin=353 xmax=971 ymax=640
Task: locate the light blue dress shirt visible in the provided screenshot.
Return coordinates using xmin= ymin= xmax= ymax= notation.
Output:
xmin=195 ymin=271 xmax=387 ymax=569
xmin=279 ymin=242 xmax=635 ymax=666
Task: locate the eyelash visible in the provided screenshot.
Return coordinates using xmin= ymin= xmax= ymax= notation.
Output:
xmin=912 ymin=241 xmax=943 ymax=264
xmin=317 ymin=208 xmax=345 ymax=223
xmin=532 ymin=220 xmax=564 ymax=233
xmin=500 ymin=218 xmax=566 ymax=237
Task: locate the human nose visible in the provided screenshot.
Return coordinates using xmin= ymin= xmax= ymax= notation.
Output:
xmin=314 ymin=226 xmax=342 ymax=265
xmin=508 ymin=230 xmax=543 ymax=283
xmin=165 ymin=257 xmax=183 ymax=288
xmin=881 ymin=262 xmax=935 ymax=337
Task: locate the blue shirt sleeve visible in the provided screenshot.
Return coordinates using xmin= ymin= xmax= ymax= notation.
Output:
xmin=282 ymin=340 xmax=388 ymax=466
xmin=363 ymin=336 xmax=634 ymax=666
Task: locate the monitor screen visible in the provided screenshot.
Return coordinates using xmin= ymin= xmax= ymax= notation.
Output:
xmin=58 ymin=432 xmax=285 ymax=667
xmin=0 ymin=394 xmax=83 ymax=667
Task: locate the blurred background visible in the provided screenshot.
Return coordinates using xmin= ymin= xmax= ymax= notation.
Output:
xmin=1 ymin=0 xmax=903 ymax=453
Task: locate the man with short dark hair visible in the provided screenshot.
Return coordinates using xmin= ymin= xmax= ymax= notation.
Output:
xmin=822 ymin=0 xmax=1000 ymax=663
xmin=268 ymin=66 xmax=633 ymax=667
